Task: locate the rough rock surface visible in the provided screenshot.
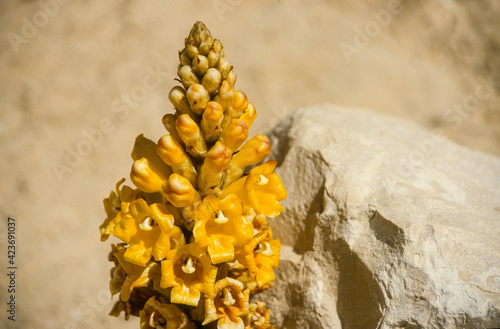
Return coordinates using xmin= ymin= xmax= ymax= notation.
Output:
xmin=261 ymin=104 xmax=500 ymax=329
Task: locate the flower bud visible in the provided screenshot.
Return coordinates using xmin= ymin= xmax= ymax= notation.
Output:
xmin=179 ymin=50 xmax=191 ymax=66
xmin=198 ymin=142 xmax=232 ymax=195
xmin=225 ymin=70 xmax=237 ymax=86
xmin=130 ymin=157 xmax=168 ymax=193
xmin=157 ymin=134 xmax=197 ymax=186
xmin=178 ymin=65 xmax=199 ymax=90
xmin=201 ymin=101 xmax=224 ymax=142
xmin=176 ymin=114 xmax=207 ymax=158
xmin=186 ymin=42 xmax=199 ymax=59
xmin=207 ymin=39 xmax=222 ymax=68
xmin=186 ymin=84 xmax=210 ymax=115
xmin=199 ymin=38 xmax=214 ymax=56
xmin=219 ymin=119 xmax=248 ymax=151
xmin=222 ymin=135 xmax=271 ymax=187
xmin=168 ymin=86 xmax=191 ymax=114
xmin=240 ymin=102 xmax=257 ymax=128
xmin=217 ymin=57 xmax=232 ymax=80
xmin=163 ymin=173 xmax=196 ymax=208
xmin=213 ymin=80 xmax=234 ymax=111
xmin=192 ymin=55 xmax=209 ymax=77
xmin=201 ymin=68 xmax=222 ymax=96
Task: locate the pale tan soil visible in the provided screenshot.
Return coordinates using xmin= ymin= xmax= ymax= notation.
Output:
xmin=0 ymin=1 xmax=499 ymax=328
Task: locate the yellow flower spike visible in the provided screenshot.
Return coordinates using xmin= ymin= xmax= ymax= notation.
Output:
xmin=100 ymin=178 xmax=135 ymax=241
xmin=157 ymin=134 xmax=197 ymax=186
xmin=139 ymin=296 xmax=197 ymax=329
xmin=220 ymin=160 xmax=286 ymax=218
xmin=178 ymin=65 xmax=200 ymax=90
xmin=244 ymin=302 xmax=271 ymax=329
xmin=203 ymin=277 xmax=250 ymax=329
xmin=201 ymin=101 xmax=224 ymax=143
xmin=201 ymin=67 xmax=222 ymax=96
xmin=176 ymin=114 xmax=207 ymax=158
xmin=213 ymin=80 xmax=234 ymax=111
xmin=236 ymin=231 xmax=280 ymax=288
xmin=163 ymin=173 xmax=197 ymax=208
xmin=239 ymin=102 xmax=257 ymax=129
xmin=186 ymin=83 xmax=210 ymax=115
xmin=160 ymin=243 xmax=218 ymax=306
xmin=193 ymin=195 xmax=253 ymax=264
xmin=219 ymin=119 xmax=249 ymax=152
xmin=198 ymin=142 xmax=233 ymax=195
xmin=131 ymin=158 xmax=170 ymax=194
xmin=111 ymin=244 xmax=161 ymax=301
xmin=222 ymin=135 xmax=271 ymax=188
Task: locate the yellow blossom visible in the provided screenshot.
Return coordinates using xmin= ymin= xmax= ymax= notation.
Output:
xmin=160 ymin=243 xmax=218 ymax=306
xmin=193 ymin=194 xmax=254 ymax=264
xmin=244 ymin=302 xmax=271 ymax=329
xmin=139 ymin=296 xmax=197 ymax=329
xmin=113 ymin=199 xmax=176 ymax=266
xmin=100 ymin=178 xmax=135 ymax=242
xmin=110 ymin=244 xmax=161 ymax=301
xmin=203 ymin=277 xmax=250 ymax=329
xmin=235 ymin=230 xmax=280 ymax=287
xmin=219 ymin=160 xmax=286 ymax=218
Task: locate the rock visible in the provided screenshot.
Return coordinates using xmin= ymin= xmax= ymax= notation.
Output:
xmin=261 ymin=104 xmax=500 ymax=329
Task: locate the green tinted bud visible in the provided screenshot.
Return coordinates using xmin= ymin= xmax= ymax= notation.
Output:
xmin=186 ymin=84 xmax=210 ymax=116
xmin=179 ymin=65 xmax=200 ymax=90
xmin=217 ymin=58 xmax=232 ymax=80
xmin=201 ymin=68 xmax=222 ymax=96
xmin=192 ymin=55 xmax=209 ymax=77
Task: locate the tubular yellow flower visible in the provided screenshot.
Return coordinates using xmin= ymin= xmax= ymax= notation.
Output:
xmin=219 ymin=160 xmax=286 ymax=218
xmin=235 ymin=230 xmax=280 ymax=288
xmin=100 ymin=178 xmax=135 ymax=242
xmin=222 ymin=135 xmax=271 ymax=188
xmin=139 ymin=296 xmax=197 ymax=329
xmin=176 ymin=114 xmax=207 ymax=158
xmin=157 ymin=134 xmax=197 ymax=186
xmin=239 ymin=102 xmax=257 ymax=129
xmin=193 ymin=194 xmax=254 ymax=264
xmin=213 ymin=80 xmax=234 ymax=111
xmin=160 ymin=243 xmax=218 ymax=306
xmin=112 ymin=199 xmax=175 ymax=266
xmin=219 ymin=119 xmax=249 ymax=152
xmin=203 ymin=277 xmax=250 ymax=329
xmin=162 ymin=173 xmax=197 ymax=208
xmin=198 ymin=142 xmax=232 ymax=195
xmin=201 ymin=101 xmax=224 ymax=142
xmin=110 ymin=244 xmax=161 ymax=302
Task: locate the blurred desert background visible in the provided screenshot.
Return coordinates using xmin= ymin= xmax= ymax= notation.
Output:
xmin=0 ymin=0 xmax=499 ymax=328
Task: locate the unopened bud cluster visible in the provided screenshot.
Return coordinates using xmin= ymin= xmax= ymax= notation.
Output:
xmin=99 ymin=21 xmax=286 ymax=329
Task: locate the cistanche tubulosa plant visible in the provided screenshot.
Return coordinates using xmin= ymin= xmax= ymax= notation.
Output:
xmin=99 ymin=21 xmax=286 ymax=329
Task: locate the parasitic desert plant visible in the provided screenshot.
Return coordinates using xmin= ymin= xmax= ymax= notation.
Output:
xmin=99 ymin=21 xmax=286 ymax=329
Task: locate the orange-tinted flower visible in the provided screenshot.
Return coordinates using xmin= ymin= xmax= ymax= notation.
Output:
xmin=100 ymin=178 xmax=135 ymax=242
xmin=193 ymin=194 xmax=254 ymax=264
xmin=160 ymin=243 xmax=218 ymax=306
xmin=236 ymin=230 xmax=280 ymax=287
xmin=203 ymin=277 xmax=250 ymax=329
xmin=110 ymin=244 xmax=161 ymax=301
xmin=139 ymin=296 xmax=197 ymax=329
xmin=219 ymin=161 xmax=286 ymax=218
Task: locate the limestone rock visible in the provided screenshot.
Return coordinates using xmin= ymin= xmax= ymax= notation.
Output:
xmin=261 ymin=104 xmax=500 ymax=329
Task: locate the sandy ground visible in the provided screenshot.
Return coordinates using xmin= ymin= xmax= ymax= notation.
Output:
xmin=0 ymin=0 xmax=499 ymax=328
